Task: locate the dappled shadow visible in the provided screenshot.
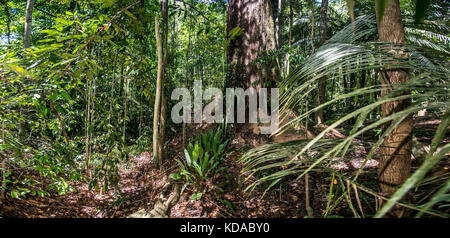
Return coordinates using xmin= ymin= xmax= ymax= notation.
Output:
xmin=1 ymin=152 xmax=171 ymax=218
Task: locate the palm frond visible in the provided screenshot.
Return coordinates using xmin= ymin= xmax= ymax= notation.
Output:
xmin=239 ymin=15 xmax=450 ymax=217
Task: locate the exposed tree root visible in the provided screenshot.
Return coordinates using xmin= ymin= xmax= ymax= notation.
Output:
xmin=128 ymin=182 xmax=180 ymax=218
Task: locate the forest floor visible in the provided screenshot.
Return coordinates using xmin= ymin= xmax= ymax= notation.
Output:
xmin=1 ymin=114 xmax=449 ymax=218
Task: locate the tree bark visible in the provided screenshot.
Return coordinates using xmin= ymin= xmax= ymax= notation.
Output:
xmin=310 ymin=2 xmax=315 ymax=54
xmin=123 ymin=77 xmax=128 ymax=144
xmin=314 ymin=0 xmax=328 ymax=125
xmin=375 ymin=0 xmax=412 ymax=218
xmin=153 ymin=0 xmax=168 ymax=166
xmin=24 ymin=0 xmax=35 ymax=49
xmin=153 ymin=15 xmax=163 ymax=166
xmin=284 ymin=0 xmax=294 ymax=77
xmin=275 ymin=0 xmax=283 ymax=50
xmin=226 ymin=0 xmax=277 ymax=90
xmin=85 ymin=76 xmax=91 ymax=177
xmin=2 ymin=0 xmax=11 ymax=45
xmin=0 ymin=98 xmax=6 ymax=204
xmin=158 ymin=0 xmax=169 ymax=163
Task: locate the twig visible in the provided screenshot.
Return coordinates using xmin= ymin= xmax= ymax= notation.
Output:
xmin=340 ymin=176 xmax=446 ymax=218
xmin=346 ymin=179 xmax=359 ymax=217
xmin=174 ymin=0 xmax=222 ymax=29
xmin=204 ymin=194 xmax=236 ymax=218
xmin=305 ymin=173 xmax=313 ymax=216
xmin=352 ymin=183 xmax=365 ymax=217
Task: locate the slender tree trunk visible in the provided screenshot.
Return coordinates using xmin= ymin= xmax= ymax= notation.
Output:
xmin=123 ymin=77 xmax=128 ymax=144
xmin=183 ymin=21 xmax=191 ymax=148
xmin=159 ymin=0 xmax=169 ymax=163
xmin=274 ymin=0 xmax=284 ymax=73
xmin=0 ymin=103 xmax=6 ymax=204
xmin=304 ymin=1 xmax=317 ymax=215
xmin=139 ymin=84 xmax=143 ymax=138
xmin=375 ymin=0 xmax=412 ymax=218
xmin=315 ymin=0 xmax=328 ymax=125
xmin=275 ymin=0 xmax=283 ymax=49
xmin=2 ymin=0 xmax=11 ymax=45
xmin=19 ymin=0 xmax=35 ymax=138
xmin=85 ymin=77 xmax=91 ymax=177
xmin=343 ymin=74 xmax=348 ymax=91
xmin=118 ymin=47 xmax=125 ymax=124
xmin=310 ymin=2 xmax=315 ymax=54
xmin=24 ymin=0 xmax=35 ymax=49
xmin=153 ymin=0 xmax=168 ymax=167
xmin=158 ymin=91 xmax=167 ymax=160
xmin=284 ymin=0 xmax=294 ymax=77
xmin=153 ymin=15 xmax=162 ymax=158
xmin=348 ymin=0 xmax=356 ymax=34
xmin=108 ymin=51 xmax=117 ymax=133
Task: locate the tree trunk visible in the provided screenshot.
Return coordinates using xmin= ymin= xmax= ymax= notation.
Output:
xmin=375 ymin=0 xmax=412 ymax=218
xmin=284 ymin=0 xmax=294 ymax=76
xmin=24 ymin=0 xmax=35 ymax=49
xmin=85 ymin=76 xmax=91 ymax=177
xmin=108 ymin=50 xmax=117 ymax=133
xmin=159 ymin=0 xmax=169 ymax=162
xmin=1 ymin=100 xmax=6 ymax=204
xmin=227 ymin=0 xmax=278 ymax=134
xmin=153 ymin=15 xmax=163 ymax=166
xmin=275 ymin=0 xmax=283 ymax=50
xmin=139 ymin=84 xmax=143 ymax=138
xmin=123 ymin=77 xmax=128 ymax=144
xmin=2 ymin=0 xmax=11 ymax=45
xmin=314 ymin=0 xmax=328 ymax=125
xmin=158 ymin=91 xmax=167 ymax=160
xmin=227 ymin=0 xmax=277 ymax=90
xmin=348 ymin=0 xmax=356 ymax=34
xmin=153 ymin=0 xmax=168 ymax=166
xmin=310 ymin=2 xmax=315 ymax=54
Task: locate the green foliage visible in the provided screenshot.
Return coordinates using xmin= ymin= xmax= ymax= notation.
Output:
xmin=171 ymin=125 xmax=229 ymax=190
xmin=414 ymin=0 xmax=432 ymax=25
xmin=0 ymin=0 xmax=158 ymax=199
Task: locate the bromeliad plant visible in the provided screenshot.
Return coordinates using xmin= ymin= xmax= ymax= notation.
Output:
xmin=171 ymin=124 xmax=229 ymax=190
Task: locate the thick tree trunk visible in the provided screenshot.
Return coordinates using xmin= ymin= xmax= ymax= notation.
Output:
xmin=314 ymin=0 xmax=328 ymax=125
xmin=226 ymin=0 xmax=277 ymax=90
xmin=24 ymin=0 xmax=35 ymax=49
xmin=227 ymin=0 xmax=278 ymax=134
xmin=375 ymin=0 xmax=412 ymax=217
